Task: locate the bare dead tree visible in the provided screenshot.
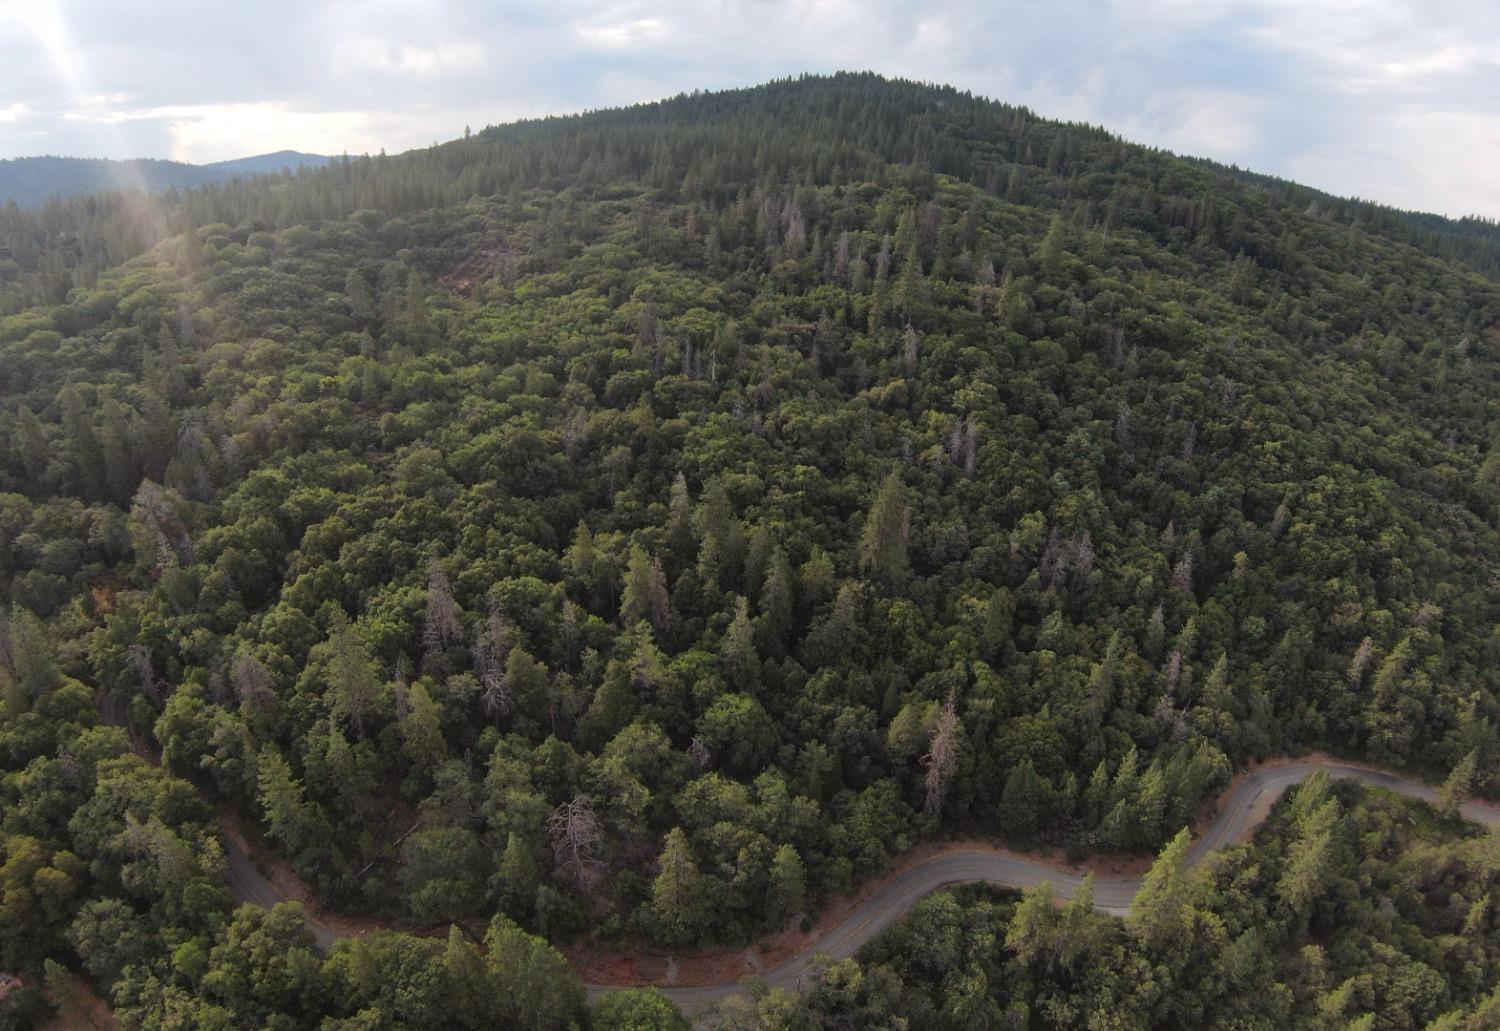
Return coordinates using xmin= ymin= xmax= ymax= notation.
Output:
xmin=922 ymin=694 xmax=960 ymax=815
xmin=1411 ymin=600 xmax=1440 ymax=628
xmin=1115 ymin=400 xmax=1133 ymax=449
xmin=902 ymin=324 xmax=920 ymax=378
xmin=875 ymin=234 xmax=892 ymax=279
xmin=688 ymin=736 xmax=712 ymax=774
xmin=1270 ymin=498 xmax=1291 ymax=541
xmin=963 ymin=420 xmax=980 ymax=479
xmin=230 ymin=650 xmax=275 ymax=714
xmin=782 ymin=198 xmax=807 ymax=258
xmin=0 ymin=608 xmax=13 ymax=674
xmin=833 ymin=230 xmax=852 ymax=283
xmin=131 ymin=480 xmax=193 ymax=567
xmin=1039 ymin=527 xmax=1066 ymax=589
xmin=423 ymin=562 xmax=464 ymax=658
xmin=548 ymin=796 xmax=604 ymax=891
xmin=561 ymin=600 xmax=581 ymax=667
xmin=562 ymin=407 xmax=589 ymax=464
xmin=1164 ymin=648 xmax=1183 ymax=695
xmin=1159 ymin=520 xmax=1178 ymax=559
xmin=1171 ymin=554 xmax=1194 ymax=593
xmin=55 ymin=746 xmax=82 ymax=787
xmin=474 ymin=606 xmax=513 ymax=721
xmin=126 ymin=644 xmax=166 ymax=705
xmin=648 ymin=555 xmax=672 ymax=633
xmin=1348 ymin=637 xmax=1375 ymax=689
xmin=207 ymin=670 xmax=232 ymax=706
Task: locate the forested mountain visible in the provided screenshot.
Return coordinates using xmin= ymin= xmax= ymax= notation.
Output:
xmin=204 ymin=151 xmax=333 ymax=176
xmin=0 ymin=150 xmax=330 ymax=209
xmin=1 ymin=72 xmax=1498 ymax=1029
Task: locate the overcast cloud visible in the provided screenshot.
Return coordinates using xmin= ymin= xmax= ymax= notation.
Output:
xmin=0 ymin=0 xmax=1495 ymax=217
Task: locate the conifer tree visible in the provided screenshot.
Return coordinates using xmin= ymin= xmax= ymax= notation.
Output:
xmin=858 ymin=470 xmax=909 ymax=582
xmin=651 ymin=828 xmax=707 ymax=946
xmin=1129 ymin=827 xmax=1191 ymax=949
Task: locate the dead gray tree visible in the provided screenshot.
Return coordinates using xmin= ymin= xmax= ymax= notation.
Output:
xmin=548 ymin=796 xmax=604 ymax=891
xmin=474 ymin=606 xmax=513 ymax=721
xmin=423 ymin=562 xmax=464 ymax=658
xmin=230 ymin=650 xmax=275 ymax=714
xmin=922 ymin=694 xmax=960 ymax=815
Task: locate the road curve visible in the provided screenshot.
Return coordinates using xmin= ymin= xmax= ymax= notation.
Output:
xmin=96 ymin=696 xmax=1497 ymax=1009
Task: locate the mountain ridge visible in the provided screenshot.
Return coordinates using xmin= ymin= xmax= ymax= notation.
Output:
xmin=0 ymin=149 xmax=332 ymax=209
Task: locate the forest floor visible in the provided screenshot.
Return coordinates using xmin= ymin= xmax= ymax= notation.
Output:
xmin=36 ymin=970 xmax=117 ymax=1031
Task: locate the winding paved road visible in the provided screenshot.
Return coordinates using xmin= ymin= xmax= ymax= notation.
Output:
xmin=97 ymin=694 xmax=1498 ymax=1009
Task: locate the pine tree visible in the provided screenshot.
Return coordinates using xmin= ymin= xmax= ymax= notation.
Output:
xmin=621 ymin=544 xmax=656 ymax=627
xmin=1006 ymin=882 xmax=1058 ymax=966
xmin=1056 ymin=874 xmax=1097 ymax=967
xmin=496 ymin=831 xmax=541 ymax=921
xmin=767 ymin=843 xmax=807 ymax=924
xmin=13 ymin=405 xmax=49 ymax=491
xmin=400 ymin=681 xmax=446 ymax=772
xmin=257 ymin=747 xmax=317 ymax=855
xmin=59 ymin=384 xmax=106 ymax=501
xmin=999 ymin=759 xmax=1049 ymax=842
xmin=1438 ymin=749 xmax=1479 ymax=820
xmin=1276 ymin=802 xmax=1338 ymax=914
xmin=665 ymin=472 xmax=696 ymax=572
xmin=8 ymin=607 xmax=62 ymax=698
xmin=651 ymin=828 xmax=707 ymax=945
xmin=858 ymin=470 xmax=909 ymax=582
xmin=695 ymin=480 xmax=744 ymax=591
xmin=721 ymin=596 xmax=760 ymax=692
xmin=325 ymin=613 xmax=382 ymax=738
xmin=1128 ymin=826 xmax=1191 ymax=949
xmin=756 ymin=549 xmax=794 ymax=653
xmin=442 ymin=925 xmax=495 ymax=1027
xmin=1369 ymin=636 xmax=1412 ymax=698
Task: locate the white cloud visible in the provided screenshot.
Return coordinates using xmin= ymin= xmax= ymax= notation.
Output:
xmin=1285 ymin=107 xmax=1500 ymax=215
xmin=335 ymin=39 xmax=484 ymax=76
xmin=1117 ymin=91 xmax=1270 ymax=161
xmin=573 ymin=15 xmax=671 ymax=49
xmin=0 ymin=102 xmax=30 ymax=124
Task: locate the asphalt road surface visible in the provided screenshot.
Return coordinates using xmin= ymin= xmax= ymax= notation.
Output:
xmin=96 ymin=694 xmax=1499 ymax=1009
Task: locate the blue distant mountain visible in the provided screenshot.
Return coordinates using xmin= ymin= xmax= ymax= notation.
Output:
xmin=203 ymin=150 xmax=333 ymax=175
xmin=0 ymin=151 xmax=333 ymax=208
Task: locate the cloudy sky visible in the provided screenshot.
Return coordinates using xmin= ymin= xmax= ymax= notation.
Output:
xmin=1 ymin=0 xmax=1496 ymax=217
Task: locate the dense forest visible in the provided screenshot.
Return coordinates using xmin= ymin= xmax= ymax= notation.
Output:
xmin=2 ymin=72 xmax=1498 ymax=1028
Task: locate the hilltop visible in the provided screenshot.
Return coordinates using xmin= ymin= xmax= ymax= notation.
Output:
xmin=1 ymin=73 xmax=1497 ymax=1030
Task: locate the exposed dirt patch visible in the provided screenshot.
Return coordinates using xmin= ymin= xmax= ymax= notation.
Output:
xmin=36 ymin=970 xmax=117 ymax=1031
xmin=440 ymin=246 xmax=512 ymax=298
xmin=88 ymin=582 xmax=118 ymax=616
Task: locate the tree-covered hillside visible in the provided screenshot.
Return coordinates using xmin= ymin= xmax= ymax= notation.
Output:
xmin=1 ymin=73 xmax=1498 ymax=1028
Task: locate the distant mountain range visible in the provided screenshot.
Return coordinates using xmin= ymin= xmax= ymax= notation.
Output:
xmin=0 ymin=150 xmax=333 ymax=208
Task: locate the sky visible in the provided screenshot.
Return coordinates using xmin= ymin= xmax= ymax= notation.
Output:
xmin=0 ymin=0 xmax=1496 ymax=218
